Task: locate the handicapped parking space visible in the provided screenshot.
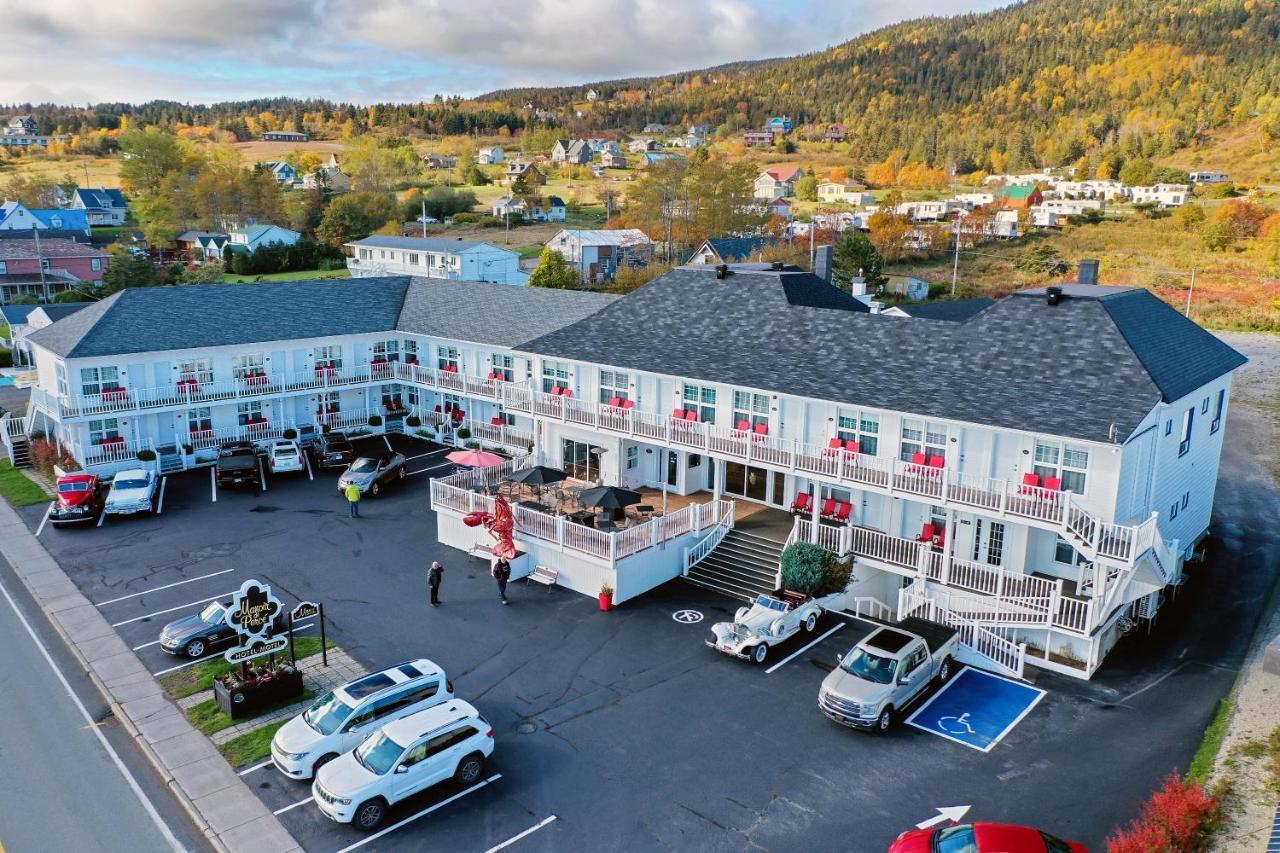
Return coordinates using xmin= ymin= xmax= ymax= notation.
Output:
xmin=906 ymin=666 xmax=1045 ymax=752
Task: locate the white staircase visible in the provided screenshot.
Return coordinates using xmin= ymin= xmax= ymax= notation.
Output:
xmin=1 ymin=412 xmax=32 ymax=469
xmin=898 ymin=580 xmax=1027 ymax=679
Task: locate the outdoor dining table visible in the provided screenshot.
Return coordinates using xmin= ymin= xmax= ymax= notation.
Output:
xmin=568 ymin=510 xmax=595 ymax=527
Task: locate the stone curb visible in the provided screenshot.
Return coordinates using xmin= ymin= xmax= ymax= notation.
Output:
xmin=0 ymin=500 xmax=302 ymax=853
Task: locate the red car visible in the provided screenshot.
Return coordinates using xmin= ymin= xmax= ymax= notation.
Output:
xmin=890 ymin=822 xmax=1087 ymax=853
xmin=49 ymin=473 xmax=105 ymax=526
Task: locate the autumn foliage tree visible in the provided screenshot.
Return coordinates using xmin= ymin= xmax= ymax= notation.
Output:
xmin=1105 ymin=774 xmax=1221 ymax=853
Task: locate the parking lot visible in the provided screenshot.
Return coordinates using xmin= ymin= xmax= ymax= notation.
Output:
xmin=15 ymin=429 xmax=1275 ymax=851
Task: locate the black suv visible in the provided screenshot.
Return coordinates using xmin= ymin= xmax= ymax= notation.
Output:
xmin=216 ymin=441 xmax=263 ymax=491
xmin=315 ymin=430 xmax=356 ymax=469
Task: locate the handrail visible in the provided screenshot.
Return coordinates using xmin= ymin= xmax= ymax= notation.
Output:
xmin=683 ymin=501 xmax=736 ymax=574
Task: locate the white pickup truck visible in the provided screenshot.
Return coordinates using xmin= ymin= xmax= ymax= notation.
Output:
xmin=818 ymin=617 xmax=959 ymax=732
xmin=706 ymin=590 xmax=841 ymax=664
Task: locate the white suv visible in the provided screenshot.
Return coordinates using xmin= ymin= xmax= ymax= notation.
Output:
xmin=313 ymin=699 xmax=494 ymax=830
xmin=271 ymin=659 xmax=452 ymax=780
xmin=267 ymin=439 xmax=305 ymax=474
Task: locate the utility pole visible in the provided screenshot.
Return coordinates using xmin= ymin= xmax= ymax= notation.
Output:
xmin=33 ymin=227 xmax=49 ymax=303
xmin=950 ymin=216 xmax=962 ymax=296
xmin=1184 ymin=268 xmax=1196 ymax=317
xmin=421 ymin=199 xmax=427 ymax=238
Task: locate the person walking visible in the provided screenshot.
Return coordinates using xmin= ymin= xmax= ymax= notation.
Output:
xmin=492 ymin=558 xmax=511 ymax=605
xmin=428 ymin=561 xmax=444 ymax=607
xmin=345 ymin=482 xmax=362 ymax=518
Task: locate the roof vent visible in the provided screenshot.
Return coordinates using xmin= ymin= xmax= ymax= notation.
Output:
xmin=1046 ymin=286 xmax=1063 ymax=306
xmin=770 ymin=261 xmax=785 ymax=271
xmin=715 ymin=264 xmax=730 ymax=280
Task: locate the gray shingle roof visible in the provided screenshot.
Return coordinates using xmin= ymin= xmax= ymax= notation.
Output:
xmin=27 ymin=277 xmax=413 ymax=358
xmin=893 ymin=297 xmax=996 ymax=321
xmin=397 ymin=278 xmax=617 ymax=347
xmin=348 ymin=236 xmax=500 ymax=254
xmin=517 ymin=266 xmax=1246 ymax=443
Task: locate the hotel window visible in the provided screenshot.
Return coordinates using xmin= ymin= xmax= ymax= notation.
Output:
xmin=491 ymin=354 xmax=515 ymax=382
xmin=187 ymin=408 xmax=212 ymax=433
xmin=731 ymin=391 xmax=769 ymax=430
xmin=681 ymin=384 xmax=717 ymax=423
xmin=541 ymin=360 xmax=570 ymax=393
xmin=237 ymin=401 xmax=263 ymax=426
xmin=88 ymin=418 xmax=120 ymax=445
xmin=0 ymin=261 xmax=7 ymax=274
xmin=836 ymin=410 xmax=879 ymax=456
xmin=900 ymin=419 xmax=946 ymax=462
xmin=407 ymin=253 xmax=420 ymax=266
xmin=231 ymin=353 xmax=264 ymax=380
xmin=1054 ymin=535 xmax=1087 ymax=566
xmin=599 ymin=370 xmax=629 ymax=404
xmin=55 ymin=362 xmax=67 ymax=396
xmin=178 ymin=358 xmax=213 ymax=385
xmin=626 ymin=445 xmax=639 ymax=470
xmin=403 ymin=339 xmax=418 ymax=358
xmin=1179 ymin=408 xmax=1194 ymax=457
xmin=437 ymin=345 xmax=460 ymax=371
xmin=80 ymin=365 xmax=119 ymax=397
xmin=1211 ymin=389 xmax=1225 ymax=434
xmin=322 ymin=391 xmax=341 ymax=413
xmin=359 ymin=248 xmax=371 ymax=260
xmin=372 ymin=340 xmax=400 ymax=361
xmin=1033 ymin=441 xmax=1089 ymax=494
xmin=313 ymin=345 xmax=343 ymax=370
xmin=441 ymin=394 xmax=462 ymax=412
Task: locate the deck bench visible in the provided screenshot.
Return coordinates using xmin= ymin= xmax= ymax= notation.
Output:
xmin=526 ymin=565 xmax=558 ymax=590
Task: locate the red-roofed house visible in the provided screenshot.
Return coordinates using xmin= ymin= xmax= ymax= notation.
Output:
xmin=753 ymin=165 xmax=806 ymax=200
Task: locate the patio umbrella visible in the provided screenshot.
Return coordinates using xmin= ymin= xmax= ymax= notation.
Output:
xmin=446 ymin=449 xmax=505 ymax=468
xmin=508 ymin=465 xmax=568 ymax=503
xmin=578 ymin=486 xmax=642 ymax=512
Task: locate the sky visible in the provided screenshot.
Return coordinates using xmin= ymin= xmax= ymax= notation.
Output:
xmin=1 ymin=0 xmax=1009 ymax=106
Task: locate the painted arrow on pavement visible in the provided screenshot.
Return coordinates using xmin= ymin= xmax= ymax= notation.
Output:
xmin=916 ymin=805 xmax=971 ymax=830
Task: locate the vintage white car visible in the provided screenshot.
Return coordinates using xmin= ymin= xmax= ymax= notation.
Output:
xmin=706 ymin=591 xmax=835 ymax=664
xmin=103 ymin=468 xmax=158 ymax=517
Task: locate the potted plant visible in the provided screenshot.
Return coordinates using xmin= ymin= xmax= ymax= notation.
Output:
xmin=282 ymin=428 xmax=298 ymax=440
xmin=213 ymin=661 xmax=304 ymax=720
xmin=136 ymin=448 xmax=157 ymax=462
xmin=321 ymin=423 xmax=331 ymax=433
xmin=368 ymin=414 xmax=383 ymax=427
xmin=457 ymin=427 xmax=471 ymax=440
xmin=406 ymin=415 xmax=422 ymax=428
xmin=599 ymin=583 xmax=614 ymax=612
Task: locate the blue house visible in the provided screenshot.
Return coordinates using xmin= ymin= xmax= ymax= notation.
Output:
xmin=0 ymin=202 xmax=91 ymax=235
xmin=765 ymin=116 xmax=794 ymax=134
xmin=70 ymin=188 xmax=129 ymax=226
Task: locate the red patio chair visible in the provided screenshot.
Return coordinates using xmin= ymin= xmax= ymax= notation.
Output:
xmin=491 ymin=417 xmax=505 ymax=425
xmin=826 ymin=437 xmax=843 ymax=457
xmin=820 ymin=498 xmax=837 ymax=519
xmin=671 ymin=408 xmax=685 ymax=420
xmin=1044 ymin=475 xmax=1062 ymax=492
xmin=444 ymin=364 xmax=458 ymax=373
xmin=487 ymin=371 xmax=500 ymax=380
xmin=434 ymin=405 xmax=442 ymax=413
xmin=562 ymin=389 xmax=572 ymax=398
xmin=927 ymin=456 xmax=945 ymax=475
xmin=452 ymin=409 xmax=466 ymax=421
xmin=753 ymin=423 xmax=769 ymax=437
xmin=834 ymin=502 xmax=852 ymax=522
xmin=916 ymin=522 xmax=936 ymax=543
xmin=683 ymin=410 xmax=699 ymax=422
xmin=911 ymin=452 xmax=927 ymax=466
xmin=1019 ymin=472 xmax=1041 ymax=495
xmin=621 ymin=400 xmax=635 ymax=410
xmin=609 ymin=397 xmax=623 ymax=408
xmin=934 ymin=528 xmax=946 ymax=548
xmin=844 ymin=440 xmax=861 ymax=455
xmin=736 ymin=419 xmax=751 ymax=433
xmin=791 ymin=493 xmax=812 ymax=514
xmin=550 ymin=386 xmax=563 ymax=396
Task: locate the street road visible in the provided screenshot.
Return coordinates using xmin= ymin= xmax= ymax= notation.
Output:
xmin=0 ymin=555 xmax=205 ymax=853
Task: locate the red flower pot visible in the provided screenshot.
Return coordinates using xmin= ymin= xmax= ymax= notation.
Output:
xmin=598 ymin=592 xmax=613 ymax=612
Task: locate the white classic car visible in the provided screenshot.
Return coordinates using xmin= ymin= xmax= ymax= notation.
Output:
xmin=706 ymin=590 xmax=837 ymax=664
xmin=103 ymin=468 xmax=158 ymax=517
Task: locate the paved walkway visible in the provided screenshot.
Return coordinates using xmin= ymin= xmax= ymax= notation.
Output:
xmin=174 ymin=648 xmax=366 ymax=746
xmin=0 ymin=496 xmax=300 ymax=853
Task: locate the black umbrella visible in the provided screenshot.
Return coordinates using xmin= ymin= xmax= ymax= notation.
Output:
xmin=508 ymin=465 xmax=568 ymax=504
xmin=578 ymin=486 xmax=642 ymax=511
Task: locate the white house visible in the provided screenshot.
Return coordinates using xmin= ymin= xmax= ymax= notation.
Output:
xmin=262 ymin=161 xmax=298 ymax=184
xmin=477 ymin=147 xmax=506 ymax=165
xmin=954 ymin=192 xmax=995 ymax=207
xmin=491 ymin=197 xmax=527 ymax=218
xmin=17 ymin=268 xmax=1245 ymax=682
xmin=1127 ymin=184 xmax=1191 ymax=208
xmin=1050 ymin=180 xmax=1126 ymax=201
xmin=817 ymin=182 xmax=873 ymax=205
xmin=894 ymin=200 xmax=961 ymax=222
xmin=753 ymin=166 xmax=804 ymax=200
xmin=530 ymin=196 xmax=567 ymax=222
xmin=228 ymin=224 xmax=301 ymax=253
xmin=346 ymin=236 xmax=529 ymax=286
xmin=544 ymin=229 xmax=653 ymax=283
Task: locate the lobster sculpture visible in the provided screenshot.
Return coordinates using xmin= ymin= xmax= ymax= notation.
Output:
xmin=463 ymin=494 xmax=518 ymax=560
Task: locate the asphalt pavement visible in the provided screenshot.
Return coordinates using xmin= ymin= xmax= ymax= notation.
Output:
xmin=0 ymin=554 xmax=209 ymax=853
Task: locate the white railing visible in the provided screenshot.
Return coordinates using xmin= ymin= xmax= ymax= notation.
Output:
xmin=79 ymin=436 xmax=154 ymax=467
xmin=319 ymin=413 xmax=373 ymax=432
xmin=847 ymin=596 xmax=893 ymax=621
xmin=683 ymin=501 xmax=736 ymax=574
xmin=899 ymin=581 xmax=1026 ymax=678
xmin=847 ymin=524 xmax=926 ymax=570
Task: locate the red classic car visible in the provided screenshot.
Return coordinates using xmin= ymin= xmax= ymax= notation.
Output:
xmin=889 ymin=823 xmax=1087 ymax=853
xmin=49 ymin=473 xmax=106 ymax=526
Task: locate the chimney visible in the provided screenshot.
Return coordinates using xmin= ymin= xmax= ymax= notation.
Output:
xmin=715 ymin=264 xmax=730 ymax=280
xmin=814 ymin=245 xmax=833 ymax=283
xmin=848 ymin=270 xmax=867 ymax=298
xmin=1078 ymin=259 xmax=1099 ymax=285
xmin=1046 ymin=285 xmax=1063 ymax=306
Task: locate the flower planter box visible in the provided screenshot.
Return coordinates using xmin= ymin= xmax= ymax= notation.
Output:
xmin=214 ymin=667 xmax=304 ymax=720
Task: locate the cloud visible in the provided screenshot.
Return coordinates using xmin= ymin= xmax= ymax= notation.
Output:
xmin=0 ymin=0 xmax=1009 ymax=104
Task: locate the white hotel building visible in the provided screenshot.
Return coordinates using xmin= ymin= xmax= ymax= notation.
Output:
xmin=7 ymin=266 xmax=1245 ymax=680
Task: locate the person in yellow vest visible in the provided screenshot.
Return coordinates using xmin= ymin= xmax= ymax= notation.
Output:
xmin=345 ymin=482 xmax=362 ymax=518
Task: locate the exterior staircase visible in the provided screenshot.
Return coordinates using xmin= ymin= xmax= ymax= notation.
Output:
xmin=157 ymin=448 xmax=185 ymax=475
xmin=684 ymin=529 xmax=783 ymax=601
xmin=8 ymin=433 xmax=31 ymax=468
xmin=2 ymin=412 xmax=32 ymax=469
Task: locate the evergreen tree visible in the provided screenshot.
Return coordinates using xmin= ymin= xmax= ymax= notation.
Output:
xmin=528 ymin=249 xmax=580 ymax=289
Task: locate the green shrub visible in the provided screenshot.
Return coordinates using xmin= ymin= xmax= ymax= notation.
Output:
xmin=0 ymin=348 xmax=12 ymax=368
xmin=136 ymin=449 xmax=157 ymax=462
xmin=781 ymin=542 xmax=828 ymax=594
xmin=282 ymin=428 xmax=297 ymax=440
xmin=465 ymin=440 xmax=480 ymax=449
xmin=405 ymin=415 xmax=422 ymax=428
xmin=182 ymin=443 xmax=194 ymax=454
xmin=456 ymin=427 xmax=471 ymax=440
xmin=367 ymin=415 xmax=382 ymax=427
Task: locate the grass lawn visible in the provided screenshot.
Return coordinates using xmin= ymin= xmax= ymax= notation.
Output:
xmin=517 ymin=246 xmax=544 ymax=260
xmin=159 ymin=636 xmax=332 ymax=699
xmin=186 ymin=688 xmax=315 ymax=736
xmin=219 ymin=268 xmax=350 ymax=283
xmin=1188 ymin=697 xmax=1236 ymax=783
xmin=219 ymin=719 xmax=289 ymax=767
xmin=0 ymin=460 xmax=50 ymax=506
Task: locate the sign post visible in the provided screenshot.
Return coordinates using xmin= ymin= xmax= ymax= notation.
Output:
xmin=223 ymin=579 xmax=286 ymax=668
xmin=289 ymin=601 xmax=322 ymax=668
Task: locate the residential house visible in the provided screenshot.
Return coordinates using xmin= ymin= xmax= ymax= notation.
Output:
xmin=587 ymin=139 xmax=622 ymax=156
xmin=491 ymin=197 xmax=527 ymax=218
xmin=0 ymin=116 xmax=68 ymax=148
xmin=301 ymin=166 xmax=350 ymax=192
xmin=346 ymin=236 xmax=529 ymax=285
xmin=688 ymin=124 xmax=714 ymax=136
xmin=954 ymin=192 xmax=995 ymax=208
xmin=765 ymin=117 xmax=794 ymax=134
xmin=504 ymin=162 xmax=546 ymax=187
xmin=0 ymin=202 xmax=91 ymax=236
xmin=642 ymin=152 xmax=686 ymax=168
xmin=18 ymin=268 xmax=1246 ymax=681
xmin=816 ymin=182 xmax=871 ymax=205
xmin=1127 ymin=184 xmax=1191 ymax=208
xmin=1190 ymin=171 xmax=1228 ymax=184
xmin=176 ymin=231 xmax=230 ymax=261
xmin=997 ymin=185 xmax=1043 ymax=210
xmin=1050 ymin=180 xmax=1125 ymax=201
xmin=984 ymin=172 xmax=1054 ymax=186
xmin=477 ymin=147 xmax=506 ymax=165
xmin=686 ymin=236 xmax=777 ymax=265
xmin=678 ymin=133 xmax=706 ymax=149
xmin=743 ymin=131 xmax=776 ymax=148
xmin=753 ymin=165 xmax=805 ymax=200
xmin=586 ymin=89 xmax=600 ymax=102
xmin=627 ymin=138 xmax=661 ymax=154
xmin=601 ymin=151 xmax=628 ymax=169
xmin=894 ymin=200 xmax=961 ymax=222
xmin=422 ymin=153 xmax=459 ymax=170
xmin=4 ymin=116 xmax=37 ymax=136
xmin=544 ymin=229 xmax=654 ymax=283
xmin=824 ymin=125 xmax=847 ymax=143
xmin=228 ymin=224 xmax=301 ymax=254
xmin=642 ymin=123 xmax=667 ymax=134
xmin=70 ymin=188 xmax=129 ymax=226
xmin=530 ymin=196 xmax=567 ymax=223
xmin=0 ymin=302 xmax=91 ymax=365
xmin=262 ymin=161 xmax=298 ymax=184
xmin=0 ymin=238 xmax=109 ymax=304
xmin=262 ymin=131 xmax=309 ymax=142
xmin=883 ymin=274 xmax=932 ymax=301
xmin=551 ymin=139 xmax=593 ymax=166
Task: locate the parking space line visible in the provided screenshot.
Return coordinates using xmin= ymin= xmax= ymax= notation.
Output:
xmin=151 ymin=657 xmax=205 ymax=677
xmin=334 ymin=774 xmax=502 ymax=853
xmin=95 ymin=569 xmax=236 ymax=607
xmin=210 ymin=468 xmax=217 ymax=503
xmin=485 ymin=814 xmax=559 ymax=852
xmin=237 ymin=759 xmax=273 ymax=777
xmin=97 ymin=506 xmax=108 ymax=527
xmin=408 ymin=462 xmax=453 ymax=477
xmin=303 ymin=450 xmax=314 ymax=481
xmin=259 ymin=458 xmax=267 ymax=492
xmin=155 ymin=476 xmax=167 ymax=515
xmin=764 ymin=623 xmax=843 ymax=674
xmin=274 ymin=795 xmax=312 ymax=815
xmin=383 ymin=435 xmax=394 ymax=452
xmin=905 ymin=666 xmax=1046 ymax=753
xmin=35 ymin=502 xmax=53 ymax=537
xmin=110 ymin=591 xmax=234 ymax=627
xmin=405 ymin=449 xmax=449 ymax=461
xmin=132 ymin=638 xmax=162 ymax=651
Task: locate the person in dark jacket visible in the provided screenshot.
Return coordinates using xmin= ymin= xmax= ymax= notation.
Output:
xmin=427 ymin=561 xmax=444 ymax=606
xmin=492 ymin=559 xmax=511 ymax=605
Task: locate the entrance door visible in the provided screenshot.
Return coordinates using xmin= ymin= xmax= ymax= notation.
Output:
xmin=724 ymin=462 xmax=768 ymax=502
